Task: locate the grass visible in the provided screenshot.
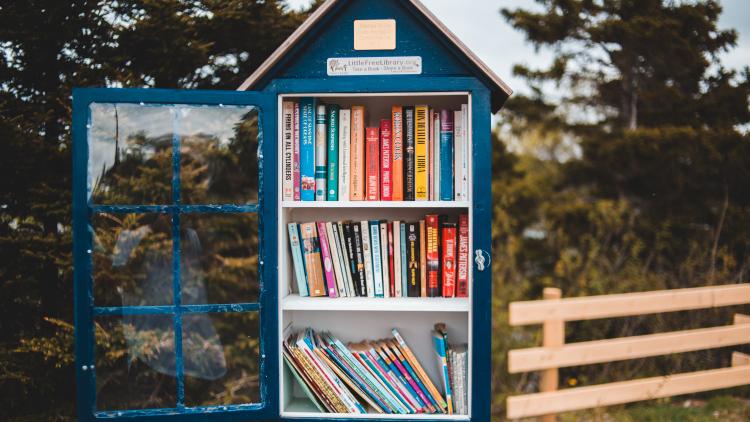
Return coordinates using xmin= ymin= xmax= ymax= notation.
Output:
xmin=555 ymin=396 xmax=750 ymax=422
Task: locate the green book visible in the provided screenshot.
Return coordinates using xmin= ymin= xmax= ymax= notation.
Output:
xmin=326 ymin=104 xmax=340 ymax=201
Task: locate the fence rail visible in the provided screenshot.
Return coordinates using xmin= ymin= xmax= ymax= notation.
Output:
xmin=506 ymin=284 xmax=750 ymax=420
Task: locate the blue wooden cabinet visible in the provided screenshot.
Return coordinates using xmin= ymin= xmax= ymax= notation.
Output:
xmin=72 ymin=1 xmax=510 ymax=421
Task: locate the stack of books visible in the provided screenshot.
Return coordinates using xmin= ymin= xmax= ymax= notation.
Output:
xmin=281 ymin=99 xmax=469 ymax=202
xmin=287 ymin=214 xmax=470 ymax=298
xmin=283 ymin=327 xmax=467 ymax=414
xmin=432 ymin=323 xmax=468 ymax=415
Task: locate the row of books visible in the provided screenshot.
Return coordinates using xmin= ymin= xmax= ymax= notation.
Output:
xmin=281 ymin=99 xmax=470 ymax=202
xmin=432 ymin=323 xmax=468 ymax=415
xmin=287 ymin=214 xmax=470 ymax=298
xmin=283 ymin=327 xmax=467 ymax=414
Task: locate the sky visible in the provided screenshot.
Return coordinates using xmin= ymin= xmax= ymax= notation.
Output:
xmin=284 ymin=0 xmax=750 ymax=96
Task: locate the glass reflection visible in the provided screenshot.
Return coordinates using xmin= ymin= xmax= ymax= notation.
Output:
xmin=179 ymin=105 xmax=259 ymax=204
xmin=92 ymin=213 xmax=173 ymax=307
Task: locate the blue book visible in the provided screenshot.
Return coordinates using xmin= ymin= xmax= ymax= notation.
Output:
xmin=326 ymin=105 xmax=340 ymax=201
xmin=400 ymin=223 xmax=408 ymax=296
xmin=439 ymin=109 xmax=454 ymax=201
xmin=370 ymin=221 xmax=384 ymax=297
xmin=299 ymin=98 xmax=316 ymax=201
xmin=314 ymin=104 xmax=327 ymax=201
xmin=287 ymin=223 xmax=308 ymax=296
xmin=432 ymin=330 xmax=454 ymax=413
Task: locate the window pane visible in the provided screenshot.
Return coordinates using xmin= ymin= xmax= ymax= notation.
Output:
xmin=93 ymin=213 xmax=173 ymax=307
xmin=183 ymin=312 xmax=261 ymax=406
xmin=179 ymin=105 xmax=259 ymax=204
xmin=181 ymin=213 xmax=259 ymax=304
xmin=95 ymin=315 xmax=177 ymax=410
xmin=88 ymin=103 xmax=173 ymax=204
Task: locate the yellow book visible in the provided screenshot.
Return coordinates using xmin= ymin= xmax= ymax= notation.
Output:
xmin=414 ymin=105 xmax=429 ymax=200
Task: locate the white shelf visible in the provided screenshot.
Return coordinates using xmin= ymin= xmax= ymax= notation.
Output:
xmin=282 ymin=201 xmax=471 ymax=209
xmin=282 ymin=294 xmax=470 ymax=312
xmin=283 ymin=398 xmax=470 ymax=420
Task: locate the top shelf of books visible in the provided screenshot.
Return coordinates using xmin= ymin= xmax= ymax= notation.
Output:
xmin=282 ymin=200 xmax=471 ymax=209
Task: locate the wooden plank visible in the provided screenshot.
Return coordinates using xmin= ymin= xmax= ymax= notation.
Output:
xmin=509 ymin=323 xmax=750 ymax=373
xmin=734 ymin=313 xmax=750 ymax=324
xmin=540 ymin=288 xmax=563 ymax=422
xmin=732 ymin=351 xmax=750 ymax=367
xmin=506 ymin=365 xmax=750 ymax=419
xmin=509 ymin=283 xmax=750 ymax=326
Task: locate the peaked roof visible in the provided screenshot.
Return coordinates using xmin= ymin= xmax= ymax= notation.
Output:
xmin=237 ymin=0 xmax=513 ymax=111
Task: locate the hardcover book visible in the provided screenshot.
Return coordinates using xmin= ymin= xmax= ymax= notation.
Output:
xmin=293 ymin=101 xmax=301 ymax=200
xmin=380 ymin=119 xmax=393 ymax=201
xmin=299 ymin=222 xmax=325 ymax=296
xmin=300 ymin=98 xmax=316 ymax=201
xmin=403 ymin=106 xmax=415 ymax=201
xmin=282 ymin=101 xmax=295 ymax=201
xmin=316 ymin=221 xmax=338 ymax=297
xmin=406 ymin=222 xmax=420 ymax=297
xmin=326 ymin=105 xmax=339 ymax=201
xmin=350 ymin=106 xmax=366 ymax=200
xmin=441 ymin=222 xmax=457 ymax=298
xmin=360 ymin=220 xmax=375 ymax=297
xmin=315 ymin=104 xmax=328 ymax=201
xmin=338 ymin=109 xmax=351 ymax=201
xmin=365 ymin=127 xmax=380 ymax=201
xmin=369 ymin=221 xmax=384 ymax=297
xmin=440 ymin=109 xmax=455 ymax=201
xmin=414 ymin=105 xmax=429 ymax=200
xmin=456 ymin=214 xmax=469 ymax=297
xmin=425 ymin=214 xmax=441 ymax=297
xmin=287 ymin=222 xmax=308 ymax=296
xmin=391 ymin=106 xmax=404 ymax=201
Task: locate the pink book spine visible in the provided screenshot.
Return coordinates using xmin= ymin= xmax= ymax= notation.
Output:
xmin=316 ymin=221 xmax=338 ymax=297
xmin=293 ymin=102 xmax=301 ymax=201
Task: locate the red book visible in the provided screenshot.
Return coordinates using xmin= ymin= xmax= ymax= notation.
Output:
xmin=388 ymin=222 xmax=396 ymax=297
xmin=365 ymin=127 xmax=380 ymax=200
xmin=380 ymin=119 xmax=393 ymax=200
xmin=441 ymin=222 xmax=457 ymax=297
xmin=425 ymin=214 xmax=441 ymax=297
xmin=293 ymin=102 xmax=301 ymax=201
xmin=456 ymin=214 xmax=469 ymax=297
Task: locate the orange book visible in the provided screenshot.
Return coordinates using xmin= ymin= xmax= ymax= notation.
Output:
xmin=350 ymin=106 xmax=366 ymax=200
xmin=391 ymin=106 xmax=404 ymax=201
xmin=365 ymin=127 xmax=380 ymax=201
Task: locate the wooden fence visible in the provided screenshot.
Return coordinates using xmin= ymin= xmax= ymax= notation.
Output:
xmin=506 ymin=284 xmax=750 ymax=420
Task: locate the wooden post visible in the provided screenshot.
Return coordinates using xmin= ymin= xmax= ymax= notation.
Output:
xmin=540 ymin=287 xmax=563 ymax=422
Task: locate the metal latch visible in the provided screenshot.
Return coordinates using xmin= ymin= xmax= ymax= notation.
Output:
xmin=474 ymin=249 xmax=491 ymax=271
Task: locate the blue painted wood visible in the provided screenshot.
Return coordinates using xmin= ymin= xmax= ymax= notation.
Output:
xmin=72 ymin=87 xmax=278 ymax=422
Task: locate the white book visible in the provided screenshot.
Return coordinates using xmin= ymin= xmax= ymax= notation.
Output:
xmin=392 ymin=221 xmax=402 ymax=297
xmin=454 ymin=110 xmax=463 ymax=201
xmin=326 ymin=222 xmax=347 ymax=297
xmin=370 ymin=222 xmax=384 ymax=297
xmin=338 ymin=109 xmax=351 ymax=201
xmin=338 ymin=221 xmax=357 ymax=296
xmin=379 ymin=221 xmax=390 ymax=298
xmin=433 ymin=112 xmax=441 ymax=201
xmin=333 ymin=222 xmax=352 ymax=297
xmin=282 ymin=101 xmax=295 ymax=201
xmin=360 ymin=221 xmax=375 ymax=297
xmin=461 ymin=104 xmax=469 ymax=201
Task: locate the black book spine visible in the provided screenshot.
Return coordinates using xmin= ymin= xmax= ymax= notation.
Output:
xmin=350 ymin=222 xmax=368 ymax=296
xmin=404 ymin=106 xmax=415 ymax=201
xmin=406 ymin=222 xmax=420 ymax=297
xmin=339 ymin=221 xmax=356 ymax=295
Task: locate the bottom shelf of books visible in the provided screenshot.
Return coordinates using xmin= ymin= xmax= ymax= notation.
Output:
xmin=281 ymin=310 xmax=470 ymax=419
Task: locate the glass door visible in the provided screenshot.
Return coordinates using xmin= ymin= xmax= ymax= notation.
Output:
xmin=72 ymin=88 xmax=277 ymax=421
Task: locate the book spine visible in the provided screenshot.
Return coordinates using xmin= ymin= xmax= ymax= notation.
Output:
xmin=406 ymin=222 xmax=420 ymax=297
xmin=367 ymin=348 xmax=420 ymax=412
xmin=442 ymin=222 xmax=457 ymax=298
xmin=316 ymin=222 xmax=337 ymax=297
xmin=350 ymin=222 xmax=367 ymax=296
xmin=428 ymin=108 xmax=434 ymax=201
xmin=341 ymin=222 xmax=358 ymax=296
xmin=380 ymin=119 xmax=392 ymax=201
xmin=365 ymin=127 xmax=380 ymax=201
xmin=403 ymin=106 xmax=415 ymax=201
xmin=360 ymin=221 xmax=375 ymax=297
xmin=433 ymin=111 xmax=441 ymax=201
xmin=419 ymin=219 xmax=427 ymax=297
xmin=391 ymin=330 xmax=448 ymax=411
xmin=374 ymin=345 xmax=427 ymax=411
xmin=380 ymin=221 xmax=390 ymax=298
xmin=425 ymin=215 xmax=441 ymax=297
xmin=326 ymin=105 xmax=339 ymax=201
xmin=400 ymin=222 xmax=408 ymax=297
xmin=338 ymin=109 xmax=351 ymax=202
xmin=350 ymin=106 xmax=366 ymax=200
xmin=300 ymin=98 xmax=316 ymax=201
xmin=293 ymin=102 xmax=301 ymax=201
xmin=370 ymin=221 xmax=384 ymax=297
xmin=461 ymin=104 xmax=469 ymax=201
xmin=456 ymin=214 xmax=469 ymax=297
xmin=388 ymin=340 xmax=439 ymax=412
xmin=387 ymin=222 xmax=395 ymax=298
xmin=453 ymin=110 xmax=462 ymax=201
xmin=440 ymin=109 xmax=455 ymax=201
xmin=391 ymin=106 xmax=404 ymax=201
xmin=326 ymin=222 xmax=347 ymax=297
xmin=282 ymin=101 xmax=295 ymax=201
xmin=300 ymin=222 xmax=325 ymax=296
xmin=414 ymin=105 xmax=429 ymax=200
xmin=315 ymin=104 xmax=327 ymax=201
xmin=432 ymin=332 xmax=454 ymax=414
xmin=392 ymin=221 xmax=402 ymax=298
xmin=288 ymin=223 xmax=309 ymax=296
xmin=380 ymin=343 xmax=435 ymax=413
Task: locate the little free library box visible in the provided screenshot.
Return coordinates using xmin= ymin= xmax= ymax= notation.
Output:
xmin=72 ymin=0 xmax=512 ymax=421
